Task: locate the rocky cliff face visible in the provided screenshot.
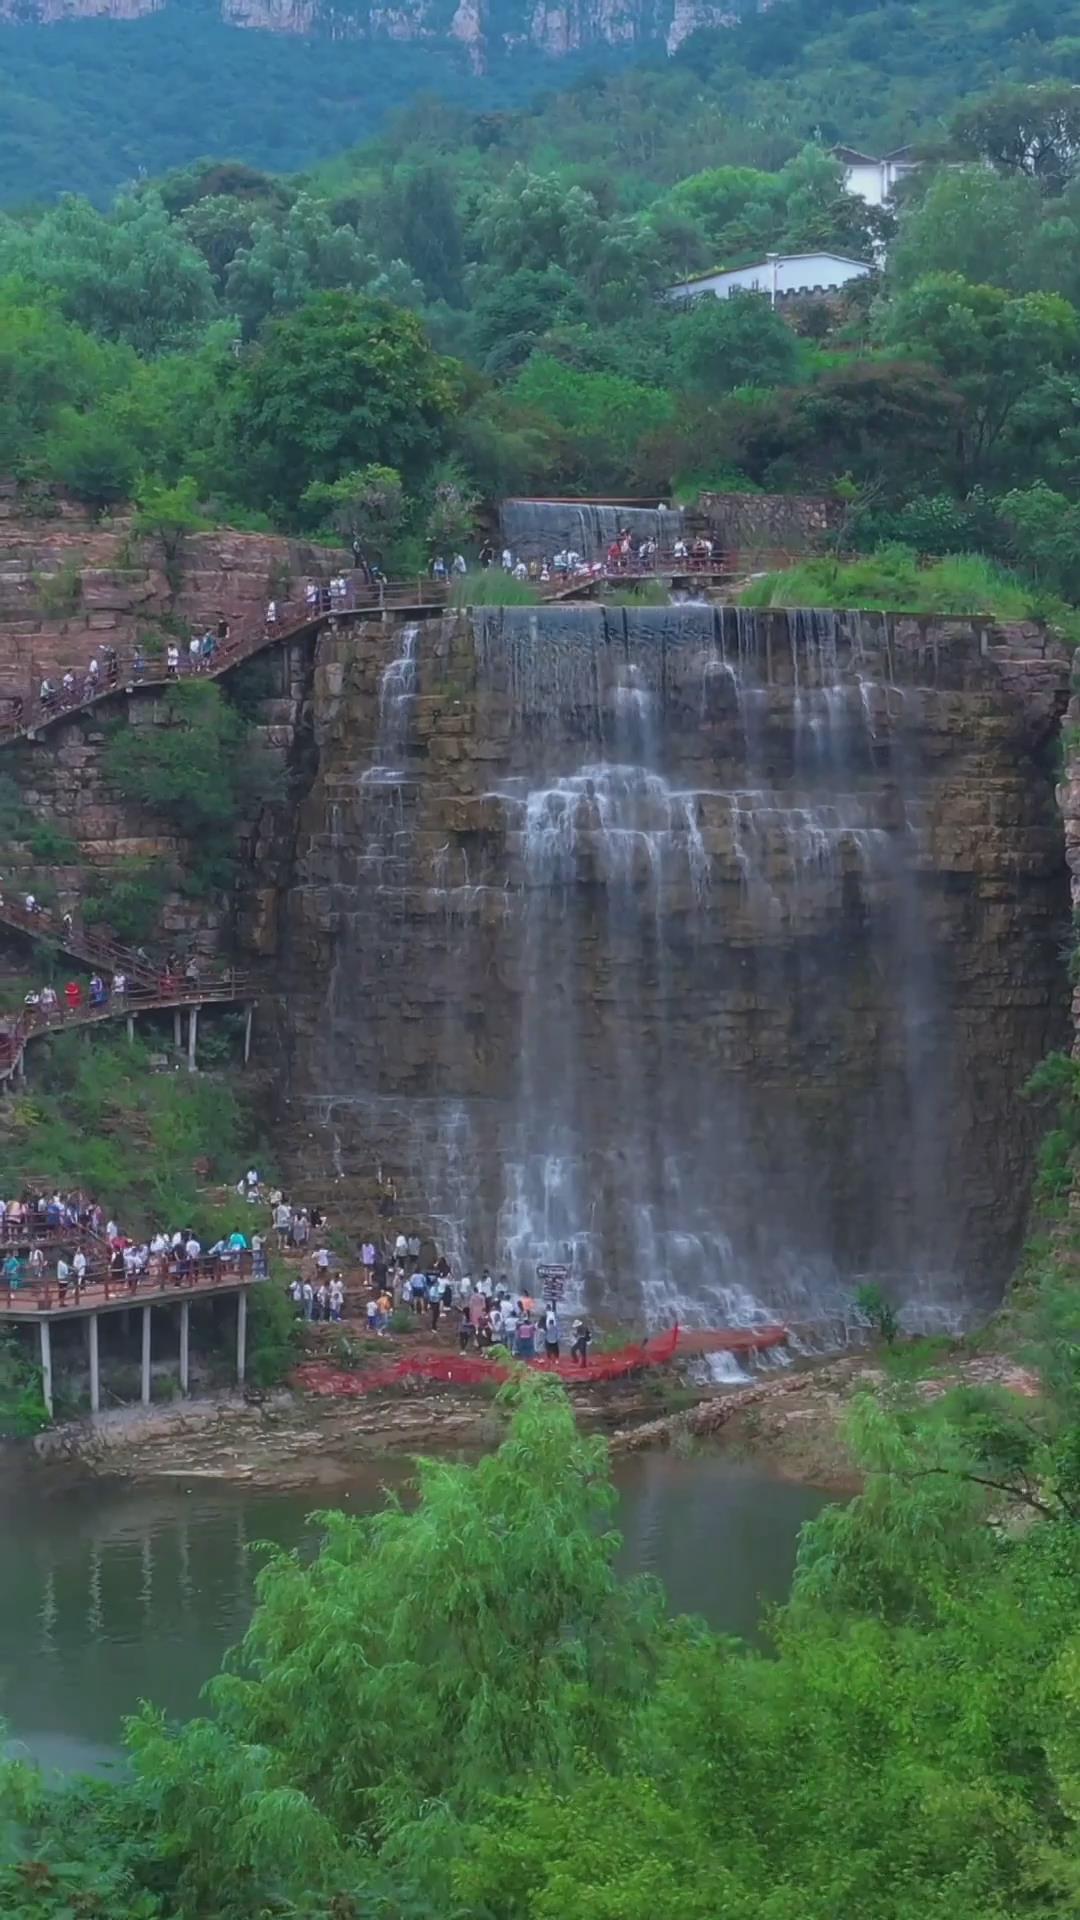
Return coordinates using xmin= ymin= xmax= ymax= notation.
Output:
xmin=0 ymin=0 xmax=733 ymax=59
xmin=267 ymin=604 xmax=1070 ymax=1333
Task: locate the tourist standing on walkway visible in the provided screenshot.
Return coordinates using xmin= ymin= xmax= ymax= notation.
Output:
xmin=427 ymin=1272 xmax=443 ymax=1331
xmin=542 ymin=1307 xmax=560 ymax=1361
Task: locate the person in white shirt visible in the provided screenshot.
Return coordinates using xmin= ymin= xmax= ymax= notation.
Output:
xmin=72 ymin=1249 xmax=87 ymax=1292
xmin=167 ymin=643 xmax=180 ymax=677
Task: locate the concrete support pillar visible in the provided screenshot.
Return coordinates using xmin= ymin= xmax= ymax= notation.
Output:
xmin=236 ymin=1289 xmax=247 ymax=1387
xmin=126 ymin=1014 xmax=135 ymax=1044
xmin=179 ymin=1298 xmax=190 ymax=1396
xmin=173 ymin=1009 xmax=182 ymax=1049
xmin=39 ymin=1319 xmax=53 ymax=1418
xmin=243 ymin=1003 xmax=253 ymax=1066
xmin=141 ymin=1303 xmax=152 ymax=1406
xmin=187 ymin=1005 xmax=199 ymax=1074
xmin=88 ymin=1310 xmax=100 ymax=1414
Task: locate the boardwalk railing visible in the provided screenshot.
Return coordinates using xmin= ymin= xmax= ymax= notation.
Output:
xmin=1 ymin=1250 xmax=260 ymax=1312
xmin=0 ymin=893 xmax=241 ymax=989
xmin=0 ymin=582 xmax=451 ymax=745
xmin=0 ymin=973 xmax=253 ymax=1080
xmin=0 ymin=546 xmax=767 ymax=746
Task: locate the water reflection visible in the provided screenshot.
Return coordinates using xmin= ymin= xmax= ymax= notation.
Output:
xmin=0 ymin=1454 xmax=827 ymax=1771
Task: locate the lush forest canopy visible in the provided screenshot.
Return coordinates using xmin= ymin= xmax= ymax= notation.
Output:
xmin=10 ymin=4 xmax=1080 ymax=599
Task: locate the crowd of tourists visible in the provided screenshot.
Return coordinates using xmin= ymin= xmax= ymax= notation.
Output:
xmin=353 ymin=1233 xmax=594 ymax=1363
xmin=23 ymin=971 xmax=129 ymax=1017
xmin=0 ymin=1179 xmax=270 ymax=1303
xmin=476 ymin=528 xmax=717 ymax=585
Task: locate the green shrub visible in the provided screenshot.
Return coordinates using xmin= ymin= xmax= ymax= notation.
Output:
xmin=0 ymin=1331 xmax=49 ymax=1433
xmin=26 ymin=820 xmax=78 ymax=864
xmin=855 ymin=1282 xmax=899 ymax=1346
xmin=102 ymin=680 xmax=282 ymax=897
xmin=83 ymin=860 xmax=169 ymax=943
xmin=247 ymin=1281 xmax=299 ymax=1388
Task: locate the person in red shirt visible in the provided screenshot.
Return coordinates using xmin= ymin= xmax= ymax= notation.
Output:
xmin=64 ymin=980 xmax=82 ymax=1012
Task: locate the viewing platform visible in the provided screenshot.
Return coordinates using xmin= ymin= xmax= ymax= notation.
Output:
xmin=0 ymin=1260 xmax=262 ymax=1415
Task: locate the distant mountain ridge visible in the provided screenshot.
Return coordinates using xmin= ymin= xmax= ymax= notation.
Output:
xmin=0 ymin=0 xmax=738 ymax=61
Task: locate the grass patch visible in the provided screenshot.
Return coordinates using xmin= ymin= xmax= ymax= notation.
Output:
xmin=603 ymin=581 xmax=671 ymax=607
xmin=740 ymin=545 xmax=1043 ymax=618
xmin=451 ymin=573 xmax=540 ymax=607
xmin=881 ymin=1335 xmax=955 ymax=1382
xmin=0 ymin=1031 xmax=266 ymax=1241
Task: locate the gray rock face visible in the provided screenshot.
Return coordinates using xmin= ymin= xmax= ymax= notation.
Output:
xmin=270 ymin=605 xmax=1070 ymax=1333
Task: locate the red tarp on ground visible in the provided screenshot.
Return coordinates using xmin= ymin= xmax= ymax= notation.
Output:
xmin=292 ymin=1322 xmax=788 ymax=1399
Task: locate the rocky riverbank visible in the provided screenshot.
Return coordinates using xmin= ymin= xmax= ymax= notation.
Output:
xmin=612 ymin=1348 xmax=1041 ymax=1490
xmin=30 ymin=1373 xmax=673 ymax=1487
xmin=24 ymin=1346 xmax=1040 ymax=1491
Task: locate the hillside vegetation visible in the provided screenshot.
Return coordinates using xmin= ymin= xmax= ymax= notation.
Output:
xmin=7 ymin=52 xmax=1080 ymax=606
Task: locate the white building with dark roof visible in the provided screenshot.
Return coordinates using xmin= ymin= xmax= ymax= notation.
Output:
xmin=831 ymin=145 xmax=920 ymax=206
xmin=665 ymin=252 xmax=874 ymax=306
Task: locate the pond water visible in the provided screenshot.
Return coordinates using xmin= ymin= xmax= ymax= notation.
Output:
xmin=0 ymin=1452 xmax=828 ymax=1774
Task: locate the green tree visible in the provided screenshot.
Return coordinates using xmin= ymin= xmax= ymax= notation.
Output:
xmin=386 ymin=162 xmax=465 ymax=304
xmin=224 ymin=193 xmax=421 ymax=338
xmin=133 ymin=475 xmax=209 ymax=569
xmin=122 ymin=1375 xmax=661 ymax=1914
xmin=229 ymin=291 xmax=462 ymax=513
xmin=508 ymin=353 xmax=673 ymax=492
xmin=0 ymin=194 xmax=217 ymax=355
xmin=879 ymin=273 xmax=1080 ymax=488
xmin=890 ymin=166 xmax=1045 ymax=291
xmin=299 ymin=462 xmax=405 ymax=549
xmin=0 ymin=291 xmax=132 ymax=475
xmin=671 ymin=290 xmax=800 ymax=395
xmin=950 ymin=80 xmax=1080 ymax=194
xmin=424 ymin=456 xmax=479 ymax=554
xmin=43 ymin=406 xmax=141 ymax=509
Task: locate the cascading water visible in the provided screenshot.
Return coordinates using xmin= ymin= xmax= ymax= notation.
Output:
xmin=298 ymin=602 xmax=1065 ymax=1341
xmin=498 ymin=499 xmax=685 ymax=563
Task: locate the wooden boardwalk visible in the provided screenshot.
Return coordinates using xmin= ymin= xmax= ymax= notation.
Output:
xmin=0 ymin=974 xmax=254 ymax=1081
xmin=0 ymin=552 xmax=747 ymax=746
xmin=0 ymin=1254 xmax=258 ymax=1319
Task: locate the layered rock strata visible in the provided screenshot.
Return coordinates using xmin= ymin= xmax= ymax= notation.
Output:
xmin=266 ymin=605 xmax=1070 ymax=1331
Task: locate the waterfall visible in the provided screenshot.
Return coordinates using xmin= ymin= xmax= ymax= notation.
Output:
xmin=300 ymin=603 xmax=1051 ymax=1337
xmin=498 ymin=499 xmax=685 ymax=563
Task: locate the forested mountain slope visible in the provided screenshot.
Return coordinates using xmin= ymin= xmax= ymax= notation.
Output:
xmin=4 ymin=0 xmax=1080 ymax=204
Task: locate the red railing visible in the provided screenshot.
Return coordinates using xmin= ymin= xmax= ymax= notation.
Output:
xmin=1 ymin=1250 xmax=261 ymax=1312
xmin=0 ymin=973 xmax=253 ymax=1079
